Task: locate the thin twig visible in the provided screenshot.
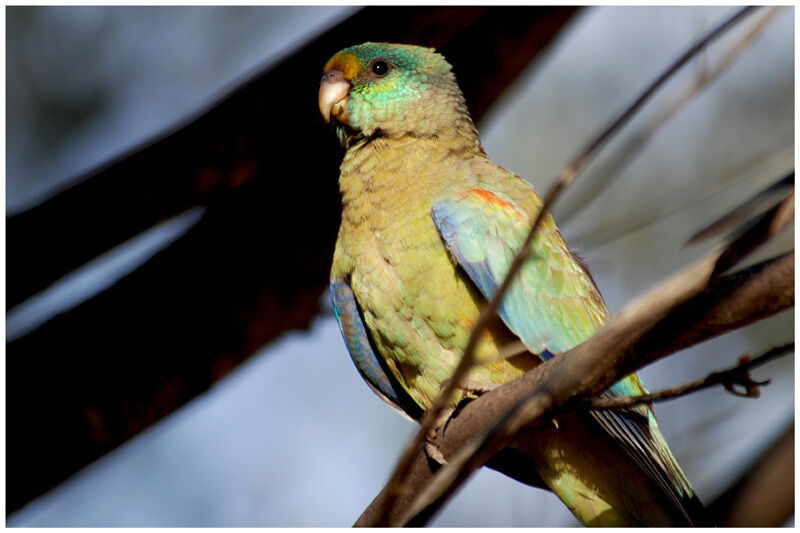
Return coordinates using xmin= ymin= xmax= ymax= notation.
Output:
xmin=712 ymin=188 xmax=794 ymax=276
xmin=572 ymin=143 xmax=793 ymax=251
xmin=371 ymin=5 xmax=758 ymax=525
xmin=686 ymin=173 xmax=794 ymax=246
xmin=586 ymin=343 xmax=793 ymax=409
xmin=557 ymin=6 xmax=781 ymax=226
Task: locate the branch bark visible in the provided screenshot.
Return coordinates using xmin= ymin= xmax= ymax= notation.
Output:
xmin=355 ymin=252 xmax=793 ymax=526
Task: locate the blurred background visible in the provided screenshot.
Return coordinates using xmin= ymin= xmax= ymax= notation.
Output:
xmin=6 ymin=6 xmax=793 ymax=526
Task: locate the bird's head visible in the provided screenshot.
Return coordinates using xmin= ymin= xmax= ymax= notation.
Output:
xmin=319 ymin=42 xmax=475 ymax=148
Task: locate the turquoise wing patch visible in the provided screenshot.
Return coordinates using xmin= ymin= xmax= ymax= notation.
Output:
xmin=431 ymin=186 xmax=599 ymax=357
xmin=431 ymin=185 xmax=696 ymax=518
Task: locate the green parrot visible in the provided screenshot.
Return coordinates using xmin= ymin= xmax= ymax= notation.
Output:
xmin=320 ymin=42 xmax=708 ymax=526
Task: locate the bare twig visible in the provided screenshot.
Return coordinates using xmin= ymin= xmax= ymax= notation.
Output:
xmin=572 ymin=143 xmax=793 ymax=251
xmin=712 ymin=187 xmax=794 ymax=276
xmin=355 ymin=251 xmax=792 ymax=526
xmin=586 ymin=343 xmax=793 ymax=410
xmin=558 ymin=6 xmax=781 ymax=226
xmin=371 ymin=6 xmax=758 ymax=525
xmin=686 ymin=172 xmax=794 ymax=246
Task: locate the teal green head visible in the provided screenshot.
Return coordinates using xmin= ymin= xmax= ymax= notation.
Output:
xmin=319 ymin=42 xmax=474 ymax=145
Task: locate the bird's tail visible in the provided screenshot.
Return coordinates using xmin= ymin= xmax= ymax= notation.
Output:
xmin=489 ymin=409 xmax=711 ymax=526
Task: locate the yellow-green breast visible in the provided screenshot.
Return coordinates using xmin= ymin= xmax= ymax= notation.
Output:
xmin=331 ymin=135 xmax=543 ymax=409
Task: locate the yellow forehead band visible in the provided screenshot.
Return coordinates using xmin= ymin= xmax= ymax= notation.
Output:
xmin=323 ymin=52 xmax=362 ymax=80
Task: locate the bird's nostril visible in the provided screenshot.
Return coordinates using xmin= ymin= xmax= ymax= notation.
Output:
xmin=322 ymin=69 xmax=346 ymax=85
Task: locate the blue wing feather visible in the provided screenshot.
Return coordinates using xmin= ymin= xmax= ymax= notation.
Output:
xmin=330 ymin=280 xmax=403 ymax=409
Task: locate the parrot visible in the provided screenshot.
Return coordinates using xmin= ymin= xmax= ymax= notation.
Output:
xmin=319 ymin=42 xmax=708 ymax=526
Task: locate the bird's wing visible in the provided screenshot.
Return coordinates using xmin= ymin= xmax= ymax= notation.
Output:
xmin=431 ymin=185 xmax=609 ymax=359
xmin=431 ymin=184 xmax=703 ymax=524
xmin=330 ymin=279 xmax=421 ymax=420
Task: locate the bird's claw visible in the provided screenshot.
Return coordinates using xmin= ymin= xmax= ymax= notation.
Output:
xmin=439 ymin=377 xmax=499 ymax=397
xmin=424 ymin=439 xmax=448 ymax=465
xmin=422 ymin=407 xmax=455 ymax=465
xmin=723 ymin=354 xmax=771 ymax=398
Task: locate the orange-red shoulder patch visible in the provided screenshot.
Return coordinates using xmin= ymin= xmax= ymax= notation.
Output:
xmin=468 ymin=188 xmax=515 ymax=209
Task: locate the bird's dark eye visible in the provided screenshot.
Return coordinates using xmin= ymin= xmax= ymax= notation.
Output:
xmin=371 ymin=60 xmax=389 ymax=77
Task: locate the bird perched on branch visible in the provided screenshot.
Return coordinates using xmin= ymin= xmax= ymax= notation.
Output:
xmin=320 ymin=42 xmax=708 ymax=526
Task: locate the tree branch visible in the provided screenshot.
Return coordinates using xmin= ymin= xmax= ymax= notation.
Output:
xmin=586 ymin=343 xmax=793 ymax=409
xmin=355 ymin=251 xmax=793 ymax=526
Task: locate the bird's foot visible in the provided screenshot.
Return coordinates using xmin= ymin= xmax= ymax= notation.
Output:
xmin=440 ymin=377 xmax=499 ymax=397
xmin=423 ymin=407 xmax=455 ymax=465
xmin=460 ymin=378 xmax=500 ymax=395
xmin=424 ymin=439 xmax=448 ymax=465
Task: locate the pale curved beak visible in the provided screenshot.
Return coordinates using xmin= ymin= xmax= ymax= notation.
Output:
xmin=319 ymin=69 xmax=350 ymax=123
